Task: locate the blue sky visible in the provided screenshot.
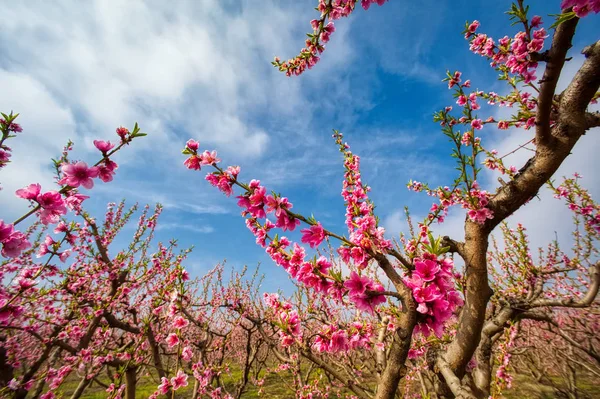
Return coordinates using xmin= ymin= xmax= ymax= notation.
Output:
xmin=1 ymin=0 xmax=598 ymax=293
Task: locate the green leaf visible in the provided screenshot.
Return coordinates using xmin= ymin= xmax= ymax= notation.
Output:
xmin=550 ymin=11 xmax=577 ymax=29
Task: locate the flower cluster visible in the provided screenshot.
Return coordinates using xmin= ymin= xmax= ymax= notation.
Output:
xmin=465 ymin=18 xmax=548 ymax=84
xmin=0 ymin=220 xmax=30 ymax=258
xmin=344 ymin=271 xmax=386 ymax=313
xmin=494 ymin=324 xmax=518 ymax=392
xmin=183 ymin=139 xmax=221 ymax=171
xmin=153 ymin=370 xmax=189 ymax=397
xmin=182 ymin=139 xmax=388 ymax=316
xmin=264 ymin=293 xmax=303 ymax=347
xmin=312 ymin=321 xmax=374 ymax=354
xmin=404 ymin=254 xmax=463 ymax=337
xmin=0 ymin=115 xmax=23 ymax=178
xmin=334 ymin=131 xmax=392 ymax=267
xmin=272 ymin=0 xmax=388 ymax=76
xmin=16 ymin=183 xmax=68 ymax=224
xmin=553 ymin=174 xmax=600 ymax=234
xmin=407 ymin=179 xmax=493 ymax=226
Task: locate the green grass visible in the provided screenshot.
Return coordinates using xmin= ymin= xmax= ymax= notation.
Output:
xmin=48 ymin=368 xmax=600 ymax=398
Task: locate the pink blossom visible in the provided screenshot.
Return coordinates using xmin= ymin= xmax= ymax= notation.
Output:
xmin=116 ymin=126 xmax=129 ymax=141
xmin=60 ymin=161 xmax=99 ymax=189
xmin=184 ymin=155 xmax=201 ymax=170
xmin=170 ymin=370 xmax=188 ymax=390
xmin=466 ymin=20 xmax=480 ymax=38
xmin=186 ymin=139 xmax=199 ymax=152
xmin=0 ymin=149 xmax=10 ymax=164
xmin=98 ymin=161 xmax=118 ymax=183
xmin=157 ymin=377 xmax=171 ymax=394
xmin=329 ymin=329 xmax=349 ymax=352
xmin=16 ymin=183 xmax=41 ymax=200
xmin=344 ymin=271 xmax=371 ymax=296
xmin=181 ymin=346 xmax=193 ymax=361
xmin=172 ymin=316 xmax=189 ymax=329
xmin=58 ymin=249 xmax=71 ymax=262
xmin=497 ymin=121 xmax=509 ymax=130
xmin=93 ymin=140 xmax=115 ymax=154
xmin=37 ymin=191 xmax=67 ymax=224
xmin=200 ymin=150 xmax=220 ymax=166
xmin=352 ymin=285 xmax=386 ymax=313
xmin=266 ymin=196 xmax=300 ymax=231
xmin=166 ymin=333 xmax=180 ymax=347
xmin=300 ymin=222 xmax=326 ymax=248
xmin=468 ymin=207 xmax=494 ymax=224
xmin=1 ymin=231 xmax=31 ymax=258
xmin=37 ymin=235 xmax=55 ymax=258
xmin=65 ymin=193 xmax=89 ymax=212
xmin=0 ymin=120 xmax=22 ymax=132
xmin=414 ymin=259 xmax=441 ymax=282
xmin=344 ymin=273 xmax=387 ymax=313
xmin=530 ymin=15 xmax=542 ymax=28
xmin=0 ymin=220 xmax=14 ymax=243
xmin=471 ymin=119 xmax=483 ymax=130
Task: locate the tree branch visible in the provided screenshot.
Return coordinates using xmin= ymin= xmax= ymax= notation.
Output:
xmin=585 ymin=110 xmax=600 ymax=129
xmin=529 ymin=263 xmax=599 ymax=308
xmin=442 ymin=236 xmax=465 ymax=258
xmin=535 ymin=15 xmax=578 ymax=146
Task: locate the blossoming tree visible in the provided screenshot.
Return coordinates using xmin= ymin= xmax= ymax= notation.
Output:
xmin=182 ymin=0 xmax=600 ymax=398
xmin=1 ymin=118 xmax=279 ymax=399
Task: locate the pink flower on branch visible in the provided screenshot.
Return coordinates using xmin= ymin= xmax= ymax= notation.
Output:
xmin=300 ymin=222 xmax=326 ymax=248
xmin=93 ymin=140 xmax=115 ymax=154
xmin=0 ymin=220 xmax=15 ymax=243
xmin=344 ymin=271 xmax=386 ymax=314
xmin=172 ymin=316 xmax=189 ymax=329
xmin=170 ymin=370 xmax=188 ymax=391
xmin=60 ymin=161 xmax=99 ymax=189
xmin=166 ymin=333 xmax=180 ymax=347
xmin=1 ymin=231 xmax=31 ymax=258
xmin=15 ymin=183 xmax=41 ymax=200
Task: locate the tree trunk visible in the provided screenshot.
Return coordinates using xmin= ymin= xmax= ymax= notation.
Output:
xmin=125 ymin=367 xmax=137 ymax=399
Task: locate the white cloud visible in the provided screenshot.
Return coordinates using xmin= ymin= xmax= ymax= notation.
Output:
xmin=0 ymin=0 xmax=369 ymax=224
xmin=156 ymin=222 xmax=214 ymax=234
xmin=0 ymin=70 xmax=77 ymax=219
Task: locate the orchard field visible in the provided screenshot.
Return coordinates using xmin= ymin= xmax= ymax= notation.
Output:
xmin=1 ymin=0 xmax=599 ymax=398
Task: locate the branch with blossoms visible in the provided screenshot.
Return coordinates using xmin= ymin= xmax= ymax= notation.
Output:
xmin=272 ymin=0 xmax=389 ymax=76
xmin=0 ymin=117 xmax=146 ymax=261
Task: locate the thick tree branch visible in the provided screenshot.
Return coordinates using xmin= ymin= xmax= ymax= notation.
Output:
xmin=103 ymin=311 xmax=141 ymax=334
xmin=436 ymin=357 xmax=476 ymax=399
xmin=442 ymin=236 xmax=465 ymax=258
xmin=371 ymin=254 xmax=417 ymax=399
xmin=535 ymin=16 xmax=578 ymax=145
